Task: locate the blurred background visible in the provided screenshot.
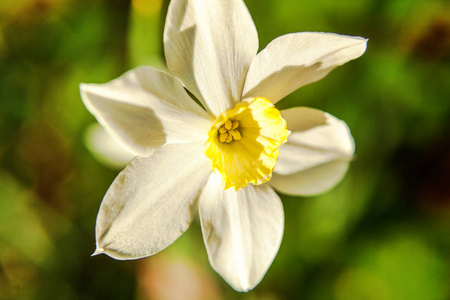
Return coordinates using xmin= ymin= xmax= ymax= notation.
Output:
xmin=0 ymin=0 xmax=449 ymax=299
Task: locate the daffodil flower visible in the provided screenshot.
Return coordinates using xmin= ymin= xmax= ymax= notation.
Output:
xmin=80 ymin=0 xmax=367 ymax=292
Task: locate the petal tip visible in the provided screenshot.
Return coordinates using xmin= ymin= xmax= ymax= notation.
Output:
xmin=92 ymin=247 xmax=105 ymax=257
xmin=79 ymin=82 xmax=89 ymax=92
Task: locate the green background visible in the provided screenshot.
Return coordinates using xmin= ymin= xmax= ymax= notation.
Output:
xmin=0 ymin=0 xmax=449 ymax=299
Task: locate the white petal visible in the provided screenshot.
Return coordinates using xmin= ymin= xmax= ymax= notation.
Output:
xmin=243 ymin=32 xmax=368 ymax=103
xmin=199 ymin=173 xmax=284 ymax=292
xmin=84 ymin=123 xmax=135 ymax=169
xmin=95 ymin=142 xmax=211 ymax=260
xmin=80 ymin=66 xmax=213 ymax=157
xmin=270 ymin=159 xmax=351 ymax=196
xmin=271 ymin=107 xmax=354 ymax=196
xmin=164 ymin=0 xmax=258 ymax=116
xmin=274 ymin=107 xmax=354 ymax=175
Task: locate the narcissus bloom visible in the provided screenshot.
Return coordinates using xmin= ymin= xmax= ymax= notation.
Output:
xmin=80 ymin=0 xmax=367 ymax=292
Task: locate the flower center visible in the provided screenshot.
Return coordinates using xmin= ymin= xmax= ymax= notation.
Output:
xmin=205 ymin=97 xmax=290 ymax=191
xmin=218 ymin=120 xmax=241 ymax=143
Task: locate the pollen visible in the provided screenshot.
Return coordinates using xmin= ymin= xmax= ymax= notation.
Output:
xmin=204 ymin=97 xmax=290 ymax=191
xmin=218 ymin=120 xmax=241 ymax=143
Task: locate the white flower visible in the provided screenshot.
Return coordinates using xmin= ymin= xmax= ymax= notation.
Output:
xmin=80 ymin=0 xmax=367 ymax=292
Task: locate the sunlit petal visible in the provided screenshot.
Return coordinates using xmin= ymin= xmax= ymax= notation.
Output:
xmin=80 ymin=66 xmax=213 ymax=157
xmin=164 ymin=0 xmax=258 ymax=116
xmin=271 ymin=159 xmax=351 ymax=196
xmin=274 ymin=107 xmax=354 ymax=175
xmin=270 ymin=107 xmax=354 ymax=196
xmin=199 ymin=173 xmax=284 ymax=292
xmin=243 ymin=32 xmax=368 ymax=103
xmin=94 ymin=142 xmax=211 ymax=259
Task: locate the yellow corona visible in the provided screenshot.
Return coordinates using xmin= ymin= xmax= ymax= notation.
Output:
xmin=205 ymin=97 xmax=290 ymax=191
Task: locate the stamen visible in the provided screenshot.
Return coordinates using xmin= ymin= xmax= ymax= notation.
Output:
xmin=224 ymin=120 xmax=232 ymax=130
xmin=229 ymin=129 xmax=241 ymax=140
xmin=218 ymin=120 xmax=241 ymax=143
xmin=219 ymin=132 xmax=228 ymax=143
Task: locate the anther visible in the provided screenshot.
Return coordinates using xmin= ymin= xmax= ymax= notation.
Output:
xmin=218 ymin=120 xmax=241 ymax=143
xmin=229 ymin=129 xmax=241 ymax=140
xmin=224 ymin=120 xmax=232 ymax=130
xmin=219 ymin=132 xmax=228 ymax=143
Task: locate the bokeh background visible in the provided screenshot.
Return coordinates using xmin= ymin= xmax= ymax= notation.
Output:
xmin=1 ymin=0 xmax=449 ymax=299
